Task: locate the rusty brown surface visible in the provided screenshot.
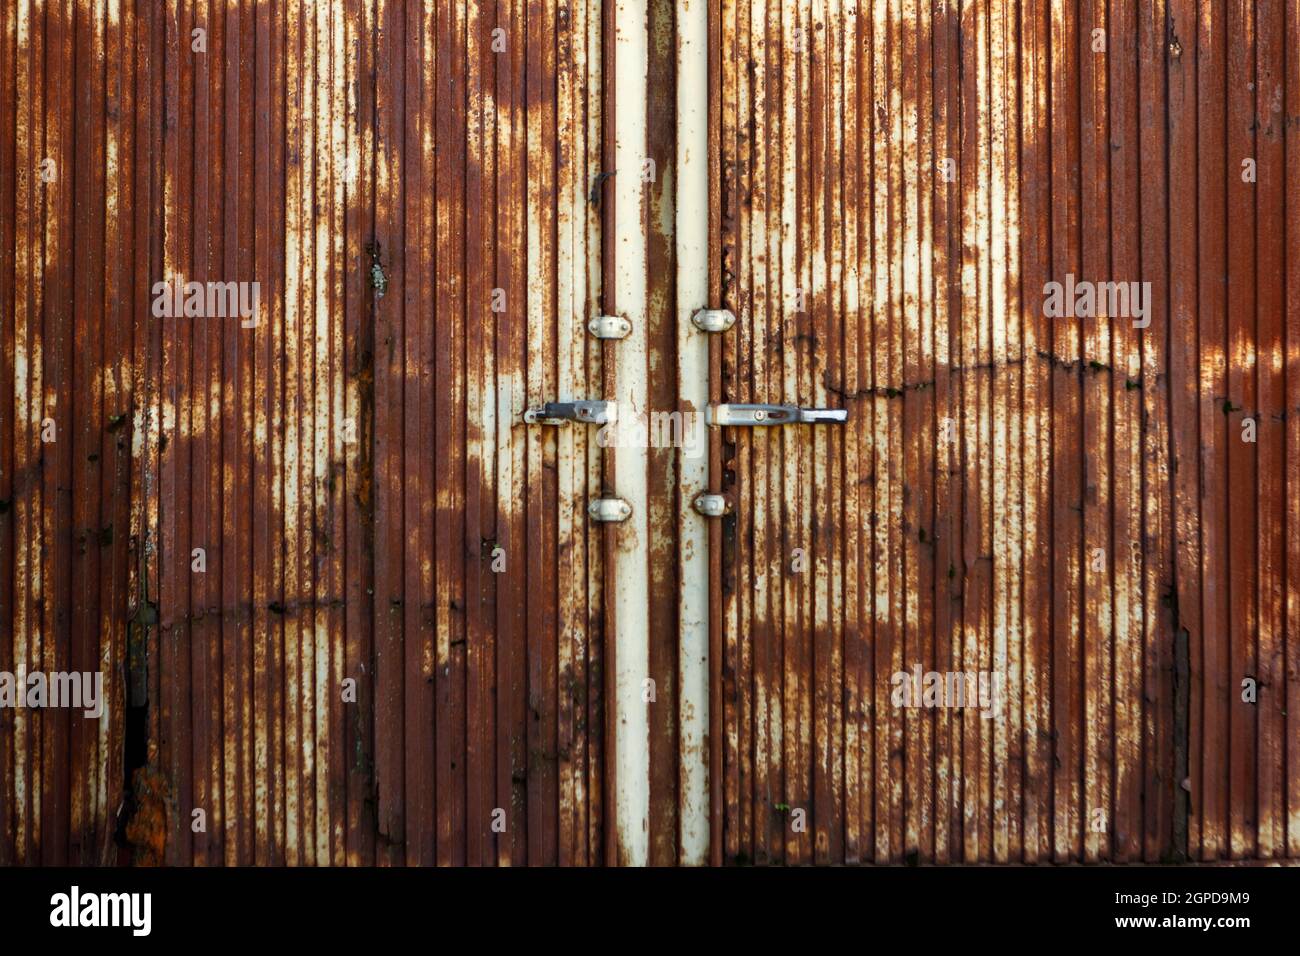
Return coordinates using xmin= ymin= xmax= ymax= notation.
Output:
xmin=713 ymin=0 xmax=1300 ymax=864
xmin=1 ymin=0 xmax=1298 ymax=867
xmin=1 ymin=0 xmax=609 ymax=866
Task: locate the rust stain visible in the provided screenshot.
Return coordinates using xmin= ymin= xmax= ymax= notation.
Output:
xmin=122 ymin=767 xmax=169 ymax=867
xmin=1 ymin=0 xmax=609 ymax=867
xmin=1 ymin=0 xmax=1298 ymax=868
xmin=711 ymin=0 xmax=1300 ymax=865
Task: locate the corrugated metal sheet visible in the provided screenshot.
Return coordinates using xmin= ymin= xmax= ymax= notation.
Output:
xmin=1 ymin=0 xmax=613 ymax=866
xmin=1 ymin=0 xmax=1298 ymax=867
xmin=711 ymin=0 xmax=1300 ymax=864
xmin=1 ymin=0 xmax=131 ymax=866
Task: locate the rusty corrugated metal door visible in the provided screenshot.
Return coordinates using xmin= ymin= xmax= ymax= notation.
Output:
xmin=134 ymin=0 xmax=610 ymax=866
xmin=0 ymin=0 xmax=131 ymax=866
xmin=5 ymin=0 xmax=1300 ymax=869
xmin=709 ymin=0 xmax=1300 ymax=864
xmin=1 ymin=0 xmax=617 ymax=866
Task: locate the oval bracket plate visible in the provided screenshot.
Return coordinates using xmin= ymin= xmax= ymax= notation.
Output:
xmin=588 ymin=315 xmax=633 ymax=339
xmin=690 ymin=308 xmax=736 ymax=333
xmin=588 ymin=498 xmax=632 ymax=522
xmin=692 ymin=493 xmax=732 ymax=517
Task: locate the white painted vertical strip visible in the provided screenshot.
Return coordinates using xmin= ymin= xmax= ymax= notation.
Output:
xmin=613 ymin=0 xmax=651 ymax=866
xmin=675 ymin=0 xmax=710 ymax=866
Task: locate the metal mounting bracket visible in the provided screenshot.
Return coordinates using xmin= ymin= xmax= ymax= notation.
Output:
xmin=690 ymin=308 xmax=736 ymax=333
xmin=588 ymin=498 xmax=632 ymax=522
xmin=692 ymin=493 xmax=732 ymax=517
xmin=588 ymin=315 xmax=633 ymax=339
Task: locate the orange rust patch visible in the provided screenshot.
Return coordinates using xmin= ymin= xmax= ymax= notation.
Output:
xmin=123 ymin=767 xmax=169 ymax=867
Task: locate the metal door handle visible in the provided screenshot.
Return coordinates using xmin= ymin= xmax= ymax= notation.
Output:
xmin=706 ymin=403 xmax=848 ymax=426
xmin=523 ymin=400 xmax=617 ymax=425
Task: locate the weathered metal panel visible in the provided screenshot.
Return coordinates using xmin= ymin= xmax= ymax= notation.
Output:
xmin=1 ymin=0 xmax=610 ymax=866
xmin=0 ymin=0 xmax=131 ymax=866
xmin=711 ymin=0 xmax=1300 ymax=863
xmin=4 ymin=0 xmax=1300 ymax=869
xmin=674 ymin=0 xmax=711 ymax=866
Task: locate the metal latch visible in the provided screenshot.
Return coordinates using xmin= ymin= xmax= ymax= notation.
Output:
xmin=706 ymin=403 xmax=848 ymax=426
xmin=691 ymin=308 xmax=736 ymax=333
xmin=524 ymin=400 xmax=617 ymax=425
xmin=589 ymin=315 xmax=632 ymax=339
xmin=588 ymin=498 xmax=632 ymax=522
xmin=693 ymin=493 xmax=732 ymax=517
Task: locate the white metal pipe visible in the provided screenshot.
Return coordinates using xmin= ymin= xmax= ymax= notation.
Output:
xmin=674 ymin=0 xmax=710 ymax=866
xmin=612 ymin=0 xmax=651 ymax=867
